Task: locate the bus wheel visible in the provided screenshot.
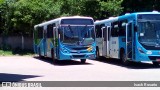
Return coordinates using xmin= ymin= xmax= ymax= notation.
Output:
xmin=51 ymin=49 xmax=57 ymax=63
xmin=120 ymin=51 xmax=129 ymax=65
xmin=153 ymin=62 xmax=159 ymax=67
xmin=38 ymin=48 xmax=42 ymax=58
xmin=96 ymin=47 xmax=100 ymax=60
xmin=81 ymin=59 xmax=86 ymax=64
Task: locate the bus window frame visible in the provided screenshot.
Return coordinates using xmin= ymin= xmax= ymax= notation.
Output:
xmin=37 ymin=26 xmax=43 ymax=39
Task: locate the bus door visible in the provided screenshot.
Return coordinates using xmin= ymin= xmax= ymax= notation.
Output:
xmin=102 ymin=27 xmax=107 ymax=57
xmin=107 ymin=26 xmax=111 ymax=57
xmin=53 ymin=27 xmax=57 ymax=59
xmin=43 ymin=27 xmax=47 ymax=56
xmin=126 ymin=22 xmax=133 ymax=60
xmin=95 ymin=24 xmax=104 ymax=56
xmin=56 ymin=27 xmax=59 ymax=59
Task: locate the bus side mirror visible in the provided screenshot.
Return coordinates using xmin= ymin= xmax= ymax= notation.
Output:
xmin=134 ymin=25 xmax=137 ymax=32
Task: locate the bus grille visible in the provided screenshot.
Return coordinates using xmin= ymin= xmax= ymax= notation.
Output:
xmin=71 ymin=47 xmax=88 ymax=50
xmin=72 ymin=55 xmax=85 ymax=58
xmin=148 ymin=56 xmax=160 ymax=60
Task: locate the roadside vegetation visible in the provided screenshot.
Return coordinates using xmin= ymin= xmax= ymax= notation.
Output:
xmin=0 ymin=46 xmax=34 ymax=56
xmin=1 ymin=0 xmax=160 ymax=56
xmin=0 ymin=49 xmax=34 ymax=56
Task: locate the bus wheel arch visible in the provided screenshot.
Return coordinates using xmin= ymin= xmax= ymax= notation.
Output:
xmin=38 ymin=47 xmax=42 ymax=58
xmin=120 ymin=48 xmax=129 ymax=65
xmin=120 ymin=48 xmax=124 ymax=60
xmin=81 ymin=59 xmax=86 ymax=64
xmin=96 ymin=46 xmax=100 ymax=59
xmin=51 ymin=48 xmax=57 ymax=63
xmin=153 ymin=62 xmax=160 ymax=67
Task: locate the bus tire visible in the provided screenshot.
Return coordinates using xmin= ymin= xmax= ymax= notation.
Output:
xmin=38 ymin=48 xmax=42 ymax=58
xmin=153 ymin=62 xmax=159 ymax=67
xmin=51 ymin=49 xmax=57 ymax=63
xmin=120 ymin=50 xmax=129 ymax=65
xmin=81 ymin=59 xmax=86 ymax=64
xmin=96 ymin=47 xmax=100 ymax=60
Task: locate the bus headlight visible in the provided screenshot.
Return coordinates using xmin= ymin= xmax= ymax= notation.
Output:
xmin=146 ymin=51 xmax=152 ymax=55
xmin=87 ymin=47 xmax=92 ymax=52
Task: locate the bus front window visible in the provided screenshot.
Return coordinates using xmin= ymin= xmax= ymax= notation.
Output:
xmin=59 ymin=25 xmax=95 ymax=45
xmin=138 ymin=14 xmax=160 ymax=47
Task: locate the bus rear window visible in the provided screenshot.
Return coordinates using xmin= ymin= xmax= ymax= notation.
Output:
xmin=61 ymin=19 xmax=94 ymax=25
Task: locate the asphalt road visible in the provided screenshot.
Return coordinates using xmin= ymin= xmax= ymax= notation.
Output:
xmin=0 ymin=56 xmax=160 ymax=90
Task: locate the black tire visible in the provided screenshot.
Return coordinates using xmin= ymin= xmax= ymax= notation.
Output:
xmin=51 ymin=49 xmax=57 ymax=63
xmin=38 ymin=48 xmax=42 ymax=58
xmin=120 ymin=50 xmax=129 ymax=65
xmin=96 ymin=47 xmax=100 ymax=60
xmin=153 ymin=62 xmax=159 ymax=67
xmin=81 ymin=59 xmax=86 ymax=64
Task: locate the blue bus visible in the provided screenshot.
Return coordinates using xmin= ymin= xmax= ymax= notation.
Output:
xmin=95 ymin=11 xmax=160 ymax=66
xmin=34 ymin=16 xmax=96 ymax=63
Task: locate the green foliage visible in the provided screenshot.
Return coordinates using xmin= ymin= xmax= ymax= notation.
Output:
xmin=100 ymin=0 xmax=123 ymax=16
xmin=10 ymin=0 xmax=62 ymax=36
xmin=121 ymin=0 xmax=160 ymax=13
xmin=0 ymin=0 xmax=124 ymax=36
xmin=0 ymin=50 xmax=12 ymax=56
xmin=0 ymin=43 xmax=11 ymax=51
xmin=0 ymin=49 xmax=34 ymax=56
xmin=81 ymin=0 xmax=101 ymax=19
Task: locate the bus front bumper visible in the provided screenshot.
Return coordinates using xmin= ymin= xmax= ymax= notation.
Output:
xmin=59 ymin=51 xmax=96 ymax=60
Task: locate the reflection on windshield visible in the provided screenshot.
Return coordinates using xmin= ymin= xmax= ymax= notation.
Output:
xmin=138 ymin=20 xmax=160 ymax=46
xmin=59 ymin=25 xmax=95 ymax=45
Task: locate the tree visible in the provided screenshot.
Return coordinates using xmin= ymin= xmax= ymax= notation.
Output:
xmin=0 ymin=0 xmax=124 ymax=36
xmin=11 ymin=0 xmax=63 ymax=36
xmin=0 ymin=0 xmax=17 ymax=35
xmin=81 ymin=0 xmax=101 ymax=20
xmin=100 ymin=0 xmax=123 ymax=18
xmin=121 ymin=0 xmax=160 ymax=14
xmin=60 ymin=0 xmax=86 ymax=16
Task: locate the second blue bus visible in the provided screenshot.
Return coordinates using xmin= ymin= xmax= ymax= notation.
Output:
xmin=95 ymin=11 xmax=160 ymax=66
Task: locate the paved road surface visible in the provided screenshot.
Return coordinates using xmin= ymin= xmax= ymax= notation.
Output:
xmin=0 ymin=56 xmax=160 ymax=90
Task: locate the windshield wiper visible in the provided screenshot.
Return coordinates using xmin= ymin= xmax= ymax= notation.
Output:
xmin=82 ymin=25 xmax=87 ymax=33
xmin=68 ymin=25 xmax=74 ymax=38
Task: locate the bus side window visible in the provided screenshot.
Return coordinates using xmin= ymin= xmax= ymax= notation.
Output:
xmin=111 ymin=22 xmax=119 ymax=37
xmin=108 ymin=27 xmax=111 ymax=40
xmin=119 ymin=20 xmax=127 ymax=36
xmin=128 ymin=23 xmax=132 ymax=37
xmin=95 ymin=24 xmax=105 ymax=38
xmin=37 ymin=26 xmax=43 ymax=39
xmin=103 ymin=27 xmax=107 ymax=41
xmin=47 ymin=24 xmax=53 ymax=38
xmin=95 ymin=25 xmax=102 ymax=38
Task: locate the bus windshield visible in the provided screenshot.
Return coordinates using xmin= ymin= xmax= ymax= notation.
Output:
xmin=59 ymin=25 xmax=95 ymax=45
xmin=61 ymin=18 xmax=94 ymax=25
xmin=138 ymin=14 xmax=160 ymax=46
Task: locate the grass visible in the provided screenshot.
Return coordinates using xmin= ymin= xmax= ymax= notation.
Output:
xmin=0 ymin=50 xmax=13 ymax=56
xmin=0 ymin=49 xmax=34 ymax=56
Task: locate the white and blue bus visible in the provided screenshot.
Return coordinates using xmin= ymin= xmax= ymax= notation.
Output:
xmin=34 ymin=16 xmax=96 ymax=63
xmin=95 ymin=11 xmax=160 ymax=66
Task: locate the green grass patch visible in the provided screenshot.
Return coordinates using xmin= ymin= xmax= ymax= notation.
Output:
xmin=0 ymin=49 xmax=34 ymax=56
xmin=0 ymin=50 xmax=13 ymax=56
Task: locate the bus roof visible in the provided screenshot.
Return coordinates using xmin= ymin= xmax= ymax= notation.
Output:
xmin=34 ymin=16 xmax=93 ymax=28
xmin=94 ymin=17 xmax=118 ymax=25
xmin=118 ymin=11 xmax=160 ymax=19
xmin=133 ymin=11 xmax=160 ymax=15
